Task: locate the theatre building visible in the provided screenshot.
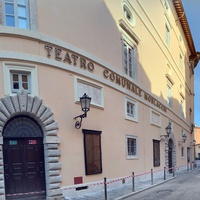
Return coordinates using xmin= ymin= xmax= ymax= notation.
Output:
xmin=0 ymin=0 xmax=199 ymax=199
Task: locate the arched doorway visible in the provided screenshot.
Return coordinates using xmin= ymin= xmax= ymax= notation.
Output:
xmin=168 ymin=138 xmax=173 ymax=173
xmin=3 ymin=115 xmax=46 ymax=199
xmin=0 ymin=90 xmax=63 ymax=199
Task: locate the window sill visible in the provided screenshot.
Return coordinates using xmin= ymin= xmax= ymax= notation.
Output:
xmin=126 ymin=156 xmax=139 ymax=160
xmin=125 ymin=117 xmax=138 ymax=123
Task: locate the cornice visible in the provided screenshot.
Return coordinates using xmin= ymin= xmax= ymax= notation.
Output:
xmin=173 ymin=0 xmax=199 ymax=67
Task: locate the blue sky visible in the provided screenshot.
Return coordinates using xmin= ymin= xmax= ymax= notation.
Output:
xmin=182 ymin=0 xmax=200 ymax=126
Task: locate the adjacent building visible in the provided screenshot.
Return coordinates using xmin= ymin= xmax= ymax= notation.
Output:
xmin=194 ymin=126 xmax=200 ymax=159
xmin=0 ymin=0 xmax=199 ymax=199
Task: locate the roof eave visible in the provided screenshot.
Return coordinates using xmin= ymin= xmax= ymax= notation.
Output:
xmin=173 ymin=0 xmax=199 ymax=68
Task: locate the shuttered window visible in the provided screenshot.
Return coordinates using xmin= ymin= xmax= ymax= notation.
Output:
xmin=153 ymin=140 xmax=160 ymax=167
xmin=123 ymin=40 xmax=135 ymax=78
xmin=83 ymin=129 xmax=102 ymax=175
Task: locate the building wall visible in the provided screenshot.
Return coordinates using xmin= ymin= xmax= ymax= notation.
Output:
xmin=194 ymin=127 xmax=200 ymax=159
xmin=0 ymin=0 xmax=196 ymax=199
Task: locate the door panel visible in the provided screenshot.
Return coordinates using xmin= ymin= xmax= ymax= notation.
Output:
xmin=3 ymin=138 xmax=46 ymax=199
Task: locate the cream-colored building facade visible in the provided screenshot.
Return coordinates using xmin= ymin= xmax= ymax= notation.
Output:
xmin=0 ymin=0 xmax=199 ymax=199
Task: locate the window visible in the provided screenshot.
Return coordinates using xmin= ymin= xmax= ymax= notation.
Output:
xmin=5 ymin=0 xmax=30 ymax=29
xmin=150 ymin=110 xmax=161 ymax=127
xmin=167 ymin=84 xmax=172 ymax=107
xmin=11 ymin=71 xmax=30 ymax=93
xmin=1 ymin=0 xmax=37 ymax=30
xmin=126 ymin=135 xmax=138 ymax=159
xmin=165 ymin=23 xmax=170 ymax=47
xmin=179 ymin=53 xmax=183 ymax=71
xmin=122 ymin=2 xmax=135 ymax=27
xmin=125 ymin=97 xmax=138 ymax=122
xmin=180 ymin=99 xmax=184 ymax=118
xmin=75 ymin=77 xmax=104 ymax=108
xmin=123 ymin=40 xmax=136 ymax=78
xmin=83 ymin=129 xmax=102 ymax=175
xmin=153 ymin=140 xmax=160 ymax=167
xmin=3 ymin=63 xmax=38 ymax=96
xmin=163 ymin=0 xmax=170 ymax=17
xmin=181 ymin=147 xmax=184 ymax=158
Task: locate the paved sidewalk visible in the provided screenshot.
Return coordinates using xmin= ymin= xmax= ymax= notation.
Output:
xmin=65 ymin=171 xmax=177 ymax=200
xmin=64 ymin=162 xmax=200 ymax=200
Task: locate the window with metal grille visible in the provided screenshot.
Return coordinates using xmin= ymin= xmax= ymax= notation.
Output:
xmin=126 ymin=136 xmax=138 ymax=159
xmin=83 ymin=129 xmax=102 ymax=175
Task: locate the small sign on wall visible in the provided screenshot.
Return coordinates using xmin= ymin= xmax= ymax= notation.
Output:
xmin=9 ymin=140 xmax=17 ymax=145
xmin=29 ymin=140 xmax=37 ymax=145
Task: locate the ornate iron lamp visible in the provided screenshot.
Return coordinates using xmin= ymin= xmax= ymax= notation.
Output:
xmin=165 ymin=123 xmax=172 ymax=137
xmin=160 ymin=123 xmax=172 ymax=142
xmin=74 ymin=93 xmax=91 ymax=129
xmin=182 ymin=134 xmax=187 ymax=143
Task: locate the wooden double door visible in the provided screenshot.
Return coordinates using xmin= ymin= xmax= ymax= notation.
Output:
xmin=3 ymin=138 xmax=46 ymax=199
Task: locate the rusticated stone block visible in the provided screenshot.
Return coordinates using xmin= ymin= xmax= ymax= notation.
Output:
xmin=44 ymin=136 xmax=61 ymax=144
xmin=46 ymin=183 xmax=60 ymax=190
xmin=18 ymin=92 xmax=27 ymax=112
xmin=45 ymin=122 xmax=58 ymax=132
xmin=46 ymin=195 xmax=64 ymax=200
xmin=1 ymin=96 xmax=15 ymax=115
xmin=27 ymin=95 xmax=34 ymax=113
xmin=31 ymin=96 xmax=42 ymax=115
xmin=46 ymin=170 xmax=60 ymax=177
xmin=0 ymin=180 xmax=5 ymax=190
xmin=45 ymin=130 xmax=58 ymax=136
xmin=46 ymin=163 xmax=61 ymax=171
xmin=36 ymin=104 xmax=47 ymax=119
xmin=47 ymin=188 xmax=63 ymax=197
xmin=10 ymin=95 xmax=20 ymax=113
xmin=45 ymin=157 xmax=59 ymax=163
xmin=0 ymin=160 xmax=3 ymax=166
xmin=43 ymin=115 xmax=55 ymax=127
xmin=44 ymin=144 xmax=58 ymax=150
xmin=40 ymin=108 xmax=53 ymax=122
xmin=48 ymin=175 xmax=62 ymax=184
xmin=46 ymin=150 xmax=61 ymax=157
xmin=0 ymin=112 xmax=7 ymax=123
xmin=0 ymin=101 xmax=10 ymax=118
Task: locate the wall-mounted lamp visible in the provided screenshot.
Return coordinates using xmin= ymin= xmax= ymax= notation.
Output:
xmin=182 ymin=134 xmax=187 ymax=143
xmin=74 ymin=93 xmax=91 ymax=129
xmin=160 ymin=123 xmax=172 ymax=142
xmin=190 ymin=123 xmax=195 ymax=134
xmin=165 ymin=123 xmax=172 ymax=137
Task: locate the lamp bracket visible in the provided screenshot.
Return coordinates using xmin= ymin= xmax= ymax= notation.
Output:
xmin=74 ymin=112 xmax=87 ymax=129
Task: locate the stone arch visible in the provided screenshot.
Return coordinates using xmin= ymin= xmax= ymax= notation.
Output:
xmin=0 ymin=89 xmax=63 ymax=199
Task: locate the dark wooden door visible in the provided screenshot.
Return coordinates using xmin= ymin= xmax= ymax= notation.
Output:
xmin=3 ymin=138 xmax=46 ymax=199
xmin=168 ymin=147 xmax=172 ymax=173
xmin=168 ymin=139 xmax=173 ymax=173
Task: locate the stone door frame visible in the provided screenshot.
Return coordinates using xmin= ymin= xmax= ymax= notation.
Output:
xmin=0 ymin=90 xmax=63 ymax=199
